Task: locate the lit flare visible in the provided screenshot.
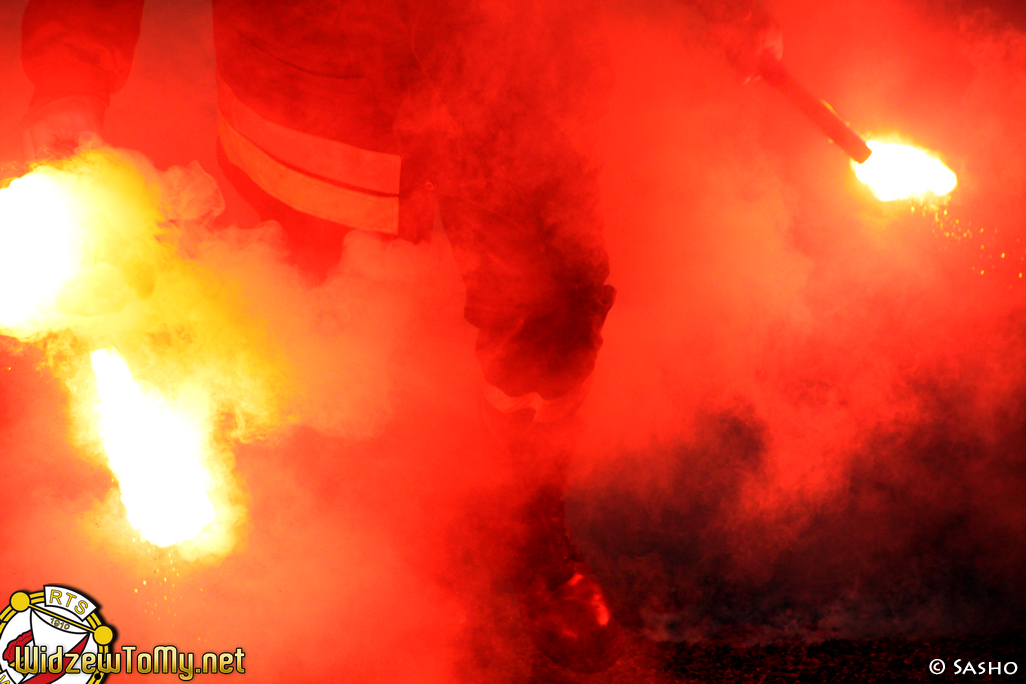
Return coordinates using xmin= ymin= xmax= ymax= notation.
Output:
xmin=0 ymin=150 xmax=286 ymax=558
xmin=91 ymin=348 xmax=216 ymax=547
xmin=853 ymin=140 xmax=957 ymax=201
xmin=0 ymin=172 xmax=84 ymax=330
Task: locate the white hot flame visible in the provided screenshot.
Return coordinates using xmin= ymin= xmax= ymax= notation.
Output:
xmin=853 ymin=140 xmax=958 ymax=201
xmin=90 ymin=348 xmax=216 ymax=547
xmin=0 ymin=173 xmax=83 ymax=329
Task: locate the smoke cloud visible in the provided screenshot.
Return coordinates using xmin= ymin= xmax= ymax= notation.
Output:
xmin=2 ymin=0 xmax=1025 ymax=682
xmin=575 ymin=0 xmax=1026 ymax=644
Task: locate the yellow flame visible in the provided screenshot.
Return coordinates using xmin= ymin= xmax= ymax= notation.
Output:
xmin=91 ymin=348 xmax=216 ymax=547
xmin=0 ymin=149 xmax=291 ymax=559
xmin=853 ymin=140 xmax=957 ymax=201
xmin=0 ymin=171 xmax=85 ymax=330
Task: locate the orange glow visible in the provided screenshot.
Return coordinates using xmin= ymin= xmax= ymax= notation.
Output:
xmin=853 ymin=140 xmax=957 ymax=201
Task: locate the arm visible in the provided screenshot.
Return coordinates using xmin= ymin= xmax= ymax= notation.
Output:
xmin=21 ymin=0 xmax=145 ymax=158
xmin=406 ymin=0 xmax=616 ymax=400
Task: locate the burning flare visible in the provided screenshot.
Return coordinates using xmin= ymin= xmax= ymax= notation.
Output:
xmin=0 ymin=171 xmax=86 ymax=331
xmin=91 ymin=348 xmax=216 ymax=547
xmin=0 ymin=148 xmax=289 ymax=559
xmin=853 ymin=140 xmax=957 ymax=201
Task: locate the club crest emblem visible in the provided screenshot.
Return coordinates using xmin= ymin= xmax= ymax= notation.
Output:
xmin=0 ymin=586 xmax=115 ymax=684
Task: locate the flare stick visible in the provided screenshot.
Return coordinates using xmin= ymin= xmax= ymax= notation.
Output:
xmin=759 ymin=59 xmax=872 ymax=164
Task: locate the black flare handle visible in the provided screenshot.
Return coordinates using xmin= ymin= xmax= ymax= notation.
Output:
xmin=759 ymin=58 xmax=872 ymax=164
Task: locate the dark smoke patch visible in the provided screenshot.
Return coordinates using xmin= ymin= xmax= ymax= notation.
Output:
xmin=570 ymin=405 xmax=770 ymax=641
xmin=573 ymin=349 xmax=1026 ymax=643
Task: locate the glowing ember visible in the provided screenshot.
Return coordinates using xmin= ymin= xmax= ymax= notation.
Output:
xmin=91 ymin=348 xmax=216 ymax=547
xmin=0 ymin=172 xmax=84 ymax=330
xmin=853 ymin=140 xmax=957 ymax=201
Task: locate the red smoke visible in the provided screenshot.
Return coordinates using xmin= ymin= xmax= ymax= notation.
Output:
xmin=577 ymin=0 xmax=1026 ymax=644
xmin=2 ymin=0 xmax=1025 ymax=681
